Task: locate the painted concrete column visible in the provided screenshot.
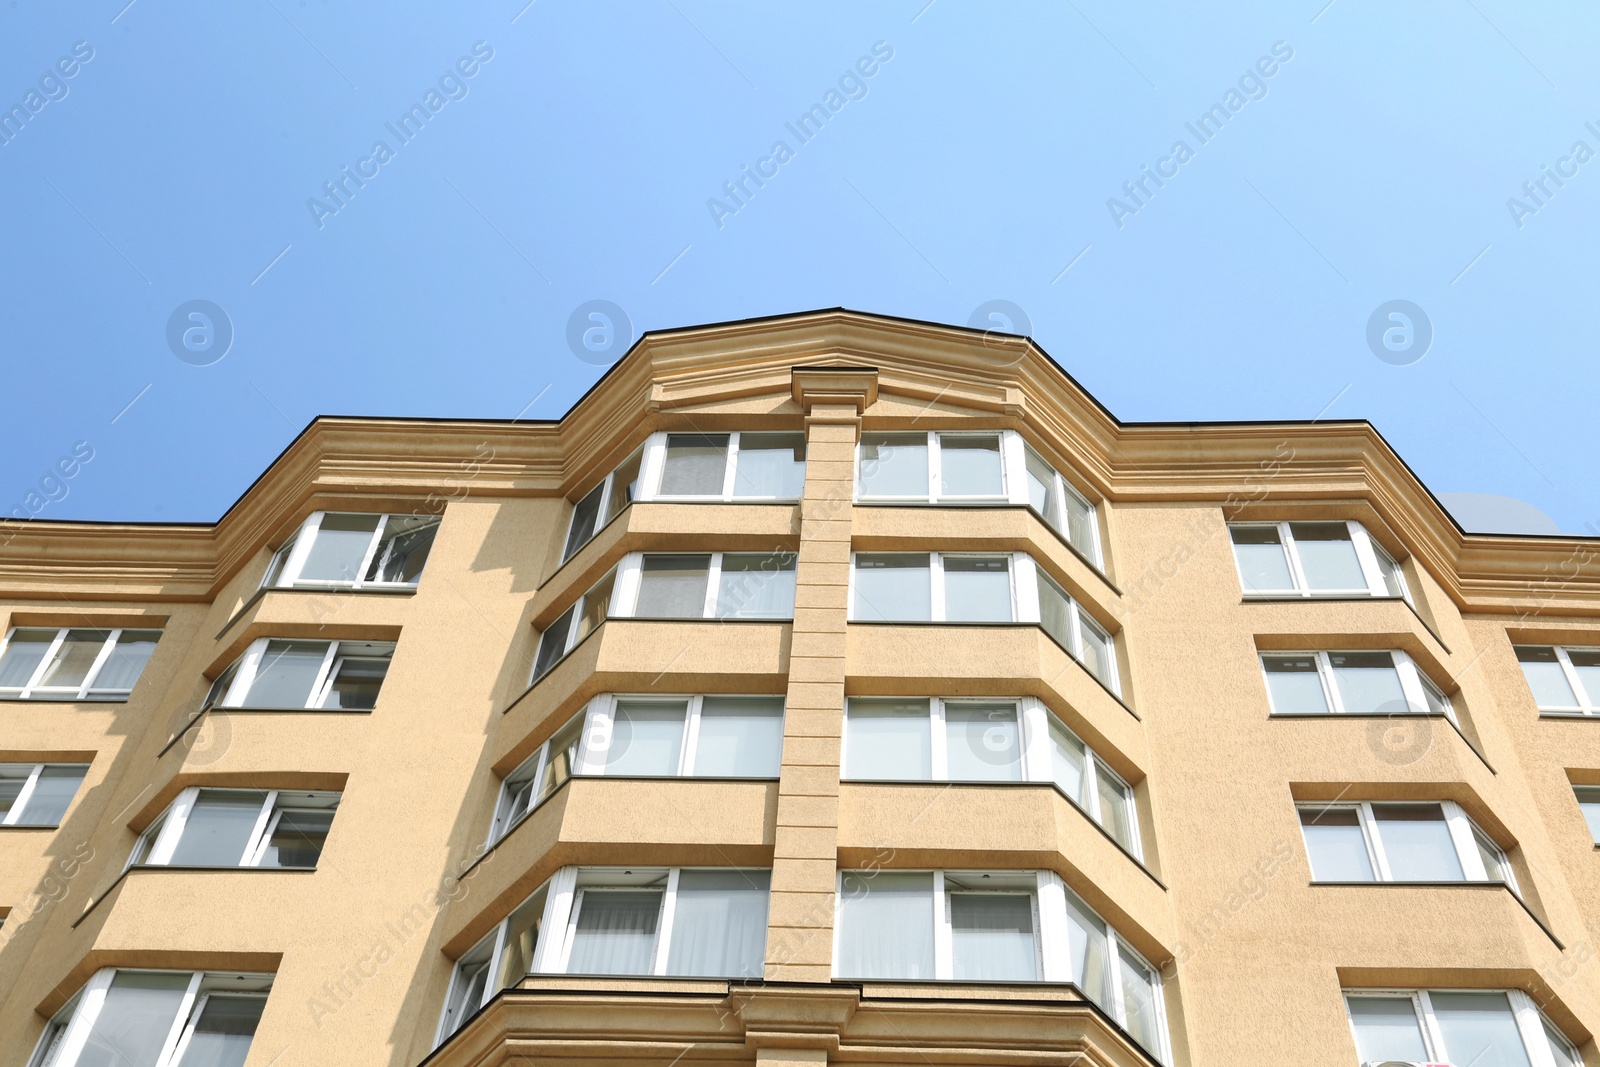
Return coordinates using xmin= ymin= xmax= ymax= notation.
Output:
xmin=764 ymin=368 xmax=877 ymax=982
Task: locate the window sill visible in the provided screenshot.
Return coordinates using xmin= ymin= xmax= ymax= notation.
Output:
xmin=0 ymin=696 xmax=129 ymax=705
xmin=1266 ymin=710 xmax=1494 ymax=774
xmin=1539 ymin=711 xmax=1600 ymax=719
xmin=72 ymin=862 xmax=319 ymax=928
xmin=0 ymin=823 xmax=61 ymax=831
xmin=1308 ymin=879 xmax=1559 ymax=948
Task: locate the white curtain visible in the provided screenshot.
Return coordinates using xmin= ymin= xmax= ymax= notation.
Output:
xmin=665 ymin=871 xmax=770 ymax=977
xmin=567 ymin=890 xmax=662 ymax=975
xmin=635 ymin=557 xmax=711 ymax=618
xmin=715 ymin=555 xmax=796 ymax=619
xmin=836 ymin=872 xmax=934 ymax=979
xmin=692 ymin=699 xmax=784 ymax=777
xmin=949 ymin=892 xmax=1037 ymax=981
xmin=1430 ymin=991 xmax=1534 ymax=1067
xmin=1062 ymin=892 xmax=1110 ymax=1008
xmin=1117 ymin=947 xmax=1162 ymax=1053
xmin=844 ymin=700 xmax=931 ymax=780
xmin=604 ymin=702 xmax=686 ymax=776
xmin=944 ymin=704 xmax=1022 ymax=781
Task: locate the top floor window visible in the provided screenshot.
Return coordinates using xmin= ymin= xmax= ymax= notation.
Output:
xmin=1229 ymin=521 xmax=1407 ymax=600
xmin=856 ymin=431 xmax=1103 ymax=566
xmin=561 ymin=433 xmax=808 ymax=564
xmin=1515 ymin=645 xmax=1600 ymax=714
xmin=0 ymin=627 xmax=160 ymax=702
xmin=263 ymin=512 xmax=439 ymax=591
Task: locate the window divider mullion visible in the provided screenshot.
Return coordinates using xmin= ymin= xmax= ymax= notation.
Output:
xmin=152 ymin=971 xmax=204 ymax=1067
xmin=1279 ymin=522 xmax=1310 ymax=596
xmin=1317 ymin=653 xmax=1343 ymax=715
xmin=614 ymin=554 xmax=643 ymax=619
xmin=534 ymin=866 xmax=579 ymax=974
xmin=1394 ymin=651 xmax=1429 ymax=714
xmin=929 ymin=699 xmax=949 ymax=780
xmin=229 ymin=639 xmax=269 ymax=708
xmin=1105 ymin=929 xmax=1129 ymax=1026
xmin=1556 ymin=647 xmax=1592 ymax=712
xmin=930 ymin=554 xmax=946 ymax=623
xmin=351 ymin=514 xmax=389 ymax=590
xmin=483 ymin=918 xmax=512 ymax=1008
xmin=703 ymin=553 xmax=723 ymax=619
xmin=681 ymin=696 xmax=703 ymax=776
xmin=578 ymin=697 xmax=610 ymax=776
xmin=932 ymin=870 xmax=952 ymax=980
xmin=49 ymin=968 xmax=116 ymax=1067
xmin=1417 ymin=990 xmax=1447 ymax=1060
xmin=927 ymin=432 xmax=940 ymax=502
xmin=638 ymin=433 xmax=667 ymax=501
xmin=722 ymin=433 xmax=740 ymax=501
xmin=280 ymin=513 xmax=324 ymax=587
xmin=1443 ymin=801 xmax=1487 ymax=881
xmin=242 ymin=791 xmax=280 ymax=867
xmin=78 ymin=629 xmax=121 ymax=699
xmin=1020 ymin=699 xmax=1051 ymax=782
xmin=1348 ymin=520 xmax=1387 ymax=596
xmin=1358 ymin=803 xmax=1391 ymax=881
xmin=149 ymin=787 xmax=200 ymax=866
xmin=653 ymin=867 xmax=681 ymax=977
xmin=1510 ymin=990 xmax=1561 ymax=1067
xmin=1083 ymin=751 xmax=1103 ymax=822
xmin=308 ymin=642 xmax=341 ymax=709
xmin=22 ymin=627 xmax=69 ymax=698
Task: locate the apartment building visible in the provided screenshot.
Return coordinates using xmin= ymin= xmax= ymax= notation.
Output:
xmin=1 ymin=308 xmax=1597 ymax=1067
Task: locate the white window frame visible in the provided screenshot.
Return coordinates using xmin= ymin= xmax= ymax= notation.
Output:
xmin=848 ymin=551 xmax=1025 ymax=623
xmin=0 ymin=763 xmax=89 ymax=827
xmin=1259 ymin=649 xmax=1455 ymax=723
xmin=614 ymin=551 xmax=798 ymax=621
xmin=560 ymin=444 xmax=647 ymax=564
xmin=579 ymin=693 xmax=786 ymax=779
xmin=1229 ymin=520 xmax=1410 ymax=600
xmin=644 ymin=430 xmax=808 ymax=503
xmin=1299 ymin=800 xmax=1516 ymax=889
xmin=1343 ymin=988 xmax=1578 ymax=1067
xmin=1517 ymin=645 xmax=1600 ymax=713
xmin=839 ymin=696 xmax=1141 ymax=858
xmin=128 ymin=787 xmax=339 ymax=870
xmin=1032 ymin=567 xmax=1121 ymax=696
xmin=854 ymin=430 xmax=1011 ymax=503
xmin=206 ymin=638 xmax=394 ymax=711
xmin=0 ymin=627 xmax=160 ymax=701
xmin=831 ymin=868 xmax=1169 ymax=1062
xmin=1017 ymin=440 xmax=1103 ymax=567
xmin=486 ymin=712 xmax=586 ymax=847
xmin=1574 ymin=785 xmax=1600 ymax=843
xmin=27 ymin=969 xmax=272 ymax=1067
xmin=531 ymin=569 xmax=619 ymax=682
xmin=262 ymin=511 xmax=439 ymax=591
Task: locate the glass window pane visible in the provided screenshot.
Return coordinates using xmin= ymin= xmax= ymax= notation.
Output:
xmin=660 ymin=434 xmax=730 ymax=496
xmin=1420 ymin=674 xmax=1452 ymax=717
xmin=1048 ymin=718 xmax=1088 ymax=805
xmin=365 ymin=516 xmax=438 ymax=585
xmin=1095 ymin=765 xmax=1136 ymax=851
xmin=1117 ymin=947 xmax=1163 ymax=1054
xmin=537 ymin=714 xmax=585 ymax=804
xmin=495 ymin=885 xmax=549 ymax=992
xmin=1262 ymin=656 xmax=1330 ymax=715
xmin=89 ymin=631 xmax=160 ymax=694
xmin=844 ymin=699 xmax=932 ymax=780
xmin=262 ymin=536 xmax=296 ymax=589
xmin=0 ymin=629 xmax=54 ymax=690
xmin=1431 ymin=991 xmax=1533 ymax=1067
xmin=567 ymin=888 xmax=662 ymax=975
xmin=258 ymin=806 xmax=333 ymax=868
xmin=1036 ymin=574 xmax=1074 ymax=651
xmin=0 ymin=767 xmax=24 ymax=819
xmin=1024 ymin=449 xmax=1062 ymax=532
xmin=944 ymin=703 xmax=1022 ymax=781
xmin=1063 ymin=491 xmax=1097 ymax=562
xmin=1289 ymin=522 xmax=1367 ymax=591
xmin=949 ymin=891 xmax=1037 ymax=981
xmin=320 ymin=649 xmax=390 ymax=710
xmin=442 ymin=942 xmax=492 ymax=1036
xmin=35 ymin=630 xmax=110 ymax=691
xmin=1373 ymin=543 xmax=1407 ymax=597
xmin=606 ymin=448 xmax=644 ymax=519
xmin=1576 ymin=786 xmax=1600 ymax=843
xmin=938 ymin=435 xmax=1003 ymax=497
xmin=853 ymin=554 xmax=931 ymax=621
xmin=75 ymin=971 xmax=190 ymax=1067
xmin=942 ymin=557 xmax=1013 ymax=622
xmin=666 ymin=870 xmax=770 ymax=977
xmin=1372 ymin=803 xmax=1464 ymax=881
xmin=1329 ymin=652 xmax=1410 ymax=715
xmin=716 ymin=553 xmax=796 ymax=619
xmin=635 ymin=555 xmax=711 ymax=618
xmin=858 ymin=433 xmax=929 ymax=498
xmin=1566 ymin=649 xmax=1600 ymax=708
xmin=1077 ymin=611 xmax=1116 ymax=690
xmin=1545 ymin=1021 xmax=1581 ymax=1067
xmin=1516 ymin=646 xmax=1578 ymax=708
xmin=240 ymin=640 xmax=327 ymax=708
xmin=836 ymin=871 xmax=934 ymax=979
xmin=169 ymin=790 xmax=265 ymax=866
xmin=733 ymin=433 xmax=806 ymax=499
xmin=176 ymin=994 xmax=263 ymax=1067
xmin=496 ymin=762 xmax=539 ymax=838
xmin=1299 ymin=807 xmax=1374 ymax=881
xmin=564 ymin=484 xmax=606 ymax=561
xmin=692 ymin=697 xmax=784 ymax=777
xmin=576 ymin=570 xmax=617 ymax=641
xmin=1062 ymin=892 xmax=1111 ymax=1009
xmin=1474 ymin=827 xmax=1513 ymax=885
xmin=533 ymin=607 xmax=576 ymax=680
xmin=16 ymin=766 xmax=86 ymax=826
xmin=298 ymin=514 xmax=380 ymax=583
xmin=604 ymin=701 xmax=686 ymax=776
xmin=1347 ymin=996 xmax=1429 ymax=1061
xmin=1230 ymin=526 xmax=1294 ymax=593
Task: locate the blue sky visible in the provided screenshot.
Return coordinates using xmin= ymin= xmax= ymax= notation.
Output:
xmin=2 ymin=1 xmax=1596 ymax=532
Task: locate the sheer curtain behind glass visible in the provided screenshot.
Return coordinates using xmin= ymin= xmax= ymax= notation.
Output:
xmin=836 ymin=872 xmax=934 ymax=979
xmin=1430 ymin=992 xmax=1533 ymax=1067
xmin=948 ymin=891 xmax=1037 ymax=980
xmin=74 ymin=971 xmax=190 ymax=1067
xmin=666 ymin=871 xmax=770 ymax=977
xmin=177 ymin=995 xmax=264 ymax=1067
xmin=1347 ymin=997 xmax=1430 ymax=1061
xmin=692 ymin=698 xmax=784 ymax=777
xmin=567 ymin=889 xmax=662 ymax=975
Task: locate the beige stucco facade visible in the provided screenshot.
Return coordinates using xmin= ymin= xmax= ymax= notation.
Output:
xmin=2 ymin=308 xmax=1598 ymax=1066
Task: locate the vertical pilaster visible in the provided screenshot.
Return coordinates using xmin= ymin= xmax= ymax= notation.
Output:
xmin=764 ymin=368 xmax=877 ymax=982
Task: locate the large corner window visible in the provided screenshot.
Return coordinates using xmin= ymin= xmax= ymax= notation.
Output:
xmin=834 ymin=869 xmax=1168 ymax=1061
xmin=202 ymin=639 xmax=393 ymax=712
xmin=1299 ymin=801 xmax=1515 ymax=888
xmin=0 ymin=627 xmax=160 ymax=701
xmin=1515 ymin=645 xmax=1600 ymax=714
xmin=488 ymin=696 xmax=785 ymax=847
xmin=1344 ymin=989 xmax=1578 ymax=1067
xmin=1229 ymin=521 xmax=1408 ymax=600
xmin=1260 ymin=650 xmax=1453 ymax=720
xmin=848 ymin=553 xmax=1119 ymax=694
xmin=842 ymin=697 xmax=1139 ymax=855
xmin=437 ymin=866 xmax=771 ymax=1045
xmin=0 ymin=763 xmax=89 ymax=827
xmin=128 ymin=788 xmax=339 ymax=870
xmin=28 ymin=969 xmax=271 ymax=1067
xmin=263 ymin=512 xmax=438 ymax=591
xmin=854 ymin=431 xmax=1104 ymax=566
